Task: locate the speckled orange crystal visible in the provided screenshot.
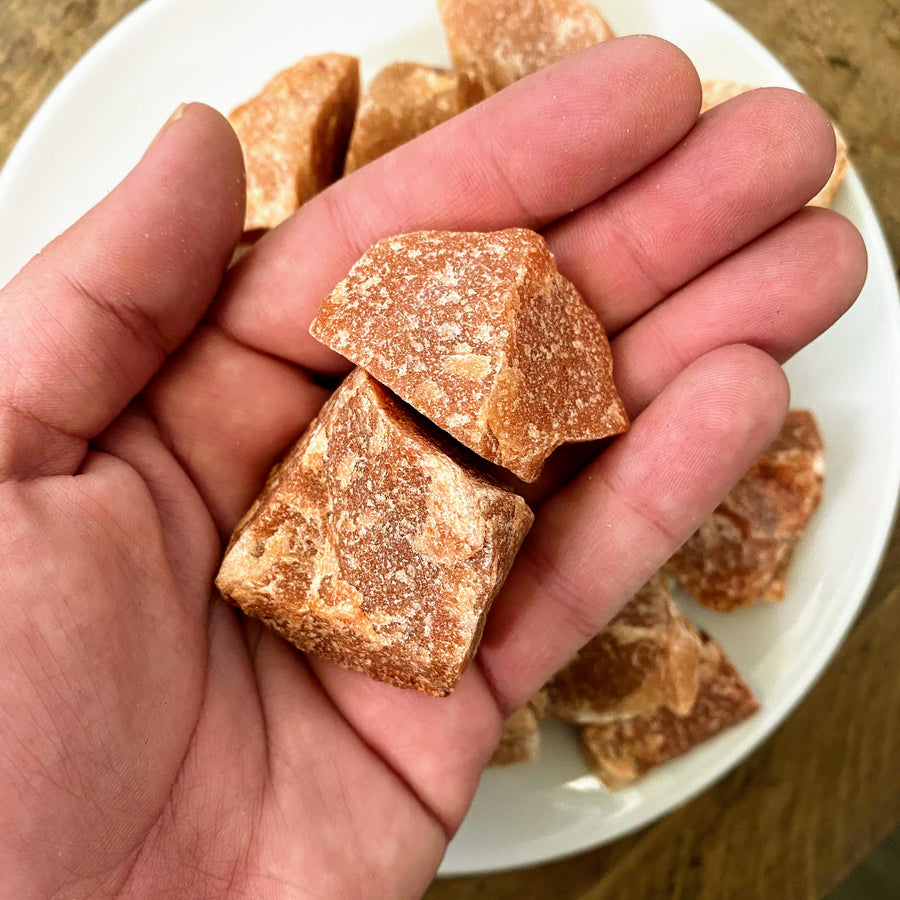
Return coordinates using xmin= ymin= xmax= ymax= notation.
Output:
xmin=665 ymin=410 xmax=825 ymax=612
xmin=228 ymin=53 xmax=359 ymax=231
xmin=215 ymin=368 xmax=533 ymax=696
xmin=580 ymin=633 xmax=759 ymax=789
xmin=489 ymin=702 xmax=542 ymax=765
xmin=310 ymin=229 xmax=629 ymax=482
xmin=437 ymin=0 xmax=614 ymax=97
xmin=344 ymin=62 xmax=481 ymax=174
xmin=543 ymin=573 xmax=703 ymax=724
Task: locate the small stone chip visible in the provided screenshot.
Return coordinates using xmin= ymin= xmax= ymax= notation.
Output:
xmin=228 ymin=53 xmax=359 ymax=231
xmin=489 ymin=702 xmax=542 ymax=765
xmin=665 ymin=409 xmax=825 ymax=612
xmin=344 ymin=62 xmax=481 ymax=174
xmin=580 ymin=632 xmax=759 ymax=789
xmin=215 ymin=368 xmax=533 ymax=696
xmin=310 ymin=229 xmax=629 ymax=482
xmin=543 ymin=573 xmax=703 ymax=724
xmin=700 ymin=79 xmax=848 ymax=208
xmin=437 ymin=0 xmax=614 ymax=97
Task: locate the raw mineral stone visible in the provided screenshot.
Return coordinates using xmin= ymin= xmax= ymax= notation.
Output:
xmin=665 ymin=409 xmax=825 ymax=612
xmin=216 ymin=368 xmax=533 ymax=696
xmin=310 ymin=228 xmax=629 ymax=482
xmin=228 ymin=53 xmax=359 ymax=231
xmin=543 ymin=573 xmax=703 ymax=724
xmin=580 ymin=632 xmax=758 ymax=789
xmin=489 ymin=702 xmax=542 ymax=765
xmin=437 ymin=0 xmax=614 ymax=97
xmin=344 ymin=61 xmax=481 ymax=173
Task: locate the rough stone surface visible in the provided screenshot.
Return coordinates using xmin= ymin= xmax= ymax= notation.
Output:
xmin=580 ymin=632 xmax=759 ymax=790
xmin=216 ymin=368 xmax=533 ymax=696
xmin=700 ymin=79 xmax=849 ymax=208
xmin=436 ymin=0 xmax=614 ymax=96
xmin=228 ymin=53 xmax=359 ymax=231
xmin=543 ymin=573 xmax=703 ymax=724
xmin=311 ymin=229 xmax=629 ymax=482
xmin=666 ymin=409 xmax=825 ymax=612
xmin=489 ymin=702 xmax=541 ymax=765
xmin=344 ymin=62 xmax=481 ymax=174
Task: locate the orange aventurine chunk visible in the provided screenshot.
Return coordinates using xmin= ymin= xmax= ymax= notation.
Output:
xmin=665 ymin=410 xmax=825 ymax=612
xmin=543 ymin=573 xmax=703 ymax=724
xmin=437 ymin=0 xmax=614 ymax=96
xmin=581 ymin=633 xmax=759 ymax=789
xmin=489 ymin=702 xmax=543 ymax=765
xmin=228 ymin=53 xmax=359 ymax=230
xmin=216 ymin=368 xmax=533 ymax=696
xmin=310 ymin=229 xmax=629 ymax=482
xmin=344 ymin=62 xmax=481 ymax=173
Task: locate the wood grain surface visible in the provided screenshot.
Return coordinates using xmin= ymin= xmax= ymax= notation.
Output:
xmin=1 ymin=2 xmax=898 ymax=898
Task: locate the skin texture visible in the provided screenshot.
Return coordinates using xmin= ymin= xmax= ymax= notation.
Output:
xmin=0 ymin=37 xmax=866 ymax=899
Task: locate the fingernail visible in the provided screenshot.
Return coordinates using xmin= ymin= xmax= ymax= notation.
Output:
xmin=148 ymin=102 xmax=188 ymax=151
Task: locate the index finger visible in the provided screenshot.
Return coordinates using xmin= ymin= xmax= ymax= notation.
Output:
xmin=216 ymin=37 xmax=701 ymax=375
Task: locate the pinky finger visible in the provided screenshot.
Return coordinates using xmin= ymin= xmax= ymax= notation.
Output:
xmin=477 ymin=344 xmax=790 ymax=711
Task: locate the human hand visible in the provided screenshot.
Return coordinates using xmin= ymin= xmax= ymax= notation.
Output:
xmin=0 ymin=37 xmax=865 ymax=898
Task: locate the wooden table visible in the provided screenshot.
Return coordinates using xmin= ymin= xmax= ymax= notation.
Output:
xmin=2 ymin=2 xmax=897 ymax=898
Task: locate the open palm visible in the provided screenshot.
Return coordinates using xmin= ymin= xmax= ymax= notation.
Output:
xmin=0 ymin=39 xmax=865 ymax=899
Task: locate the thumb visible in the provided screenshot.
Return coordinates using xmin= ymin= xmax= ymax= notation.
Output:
xmin=0 ymin=102 xmax=244 ymax=481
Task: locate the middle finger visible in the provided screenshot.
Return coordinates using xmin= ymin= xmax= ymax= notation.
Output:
xmin=546 ymin=86 xmax=838 ymax=335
